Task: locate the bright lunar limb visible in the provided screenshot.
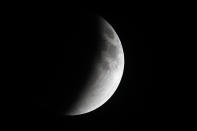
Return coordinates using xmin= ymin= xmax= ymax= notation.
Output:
xmin=65 ymin=16 xmax=124 ymax=115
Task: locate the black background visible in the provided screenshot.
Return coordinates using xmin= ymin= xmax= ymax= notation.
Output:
xmin=9 ymin=5 xmax=153 ymax=130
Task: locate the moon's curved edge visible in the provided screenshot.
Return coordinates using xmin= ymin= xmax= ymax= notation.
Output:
xmin=65 ymin=16 xmax=125 ymax=116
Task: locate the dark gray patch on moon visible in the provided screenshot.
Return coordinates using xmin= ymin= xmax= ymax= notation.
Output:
xmin=99 ymin=18 xmax=115 ymax=40
xmin=95 ymin=19 xmax=121 ymax=72
xmin=98 ymin=41 xmax=120 ymax=71
xmin=100 ymin=59 xmax=111 ymax=71
xmin=103 ymin=41 xmax=119 ymax=60
xmin=103 ymin=25 xmax=115 ymax=39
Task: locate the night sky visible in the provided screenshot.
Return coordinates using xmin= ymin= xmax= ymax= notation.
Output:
xmin=11 ymin=6 xmax=152 ymax=130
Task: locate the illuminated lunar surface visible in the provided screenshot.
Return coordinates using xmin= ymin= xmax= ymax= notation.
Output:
xmin=66 ymin=16 xmax=124 ymax=115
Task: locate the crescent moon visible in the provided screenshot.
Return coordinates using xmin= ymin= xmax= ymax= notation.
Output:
xmin=66 ymin=16 xmax=124 ymax=115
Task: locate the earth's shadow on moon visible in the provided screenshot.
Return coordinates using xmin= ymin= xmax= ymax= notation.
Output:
xmin=49 ymin=13 xmax=105 ymax=116
xmin=31 ymin=12 xmax=123 ymax=116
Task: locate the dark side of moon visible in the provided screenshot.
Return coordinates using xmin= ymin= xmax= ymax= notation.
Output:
xmin=31 ymin=13 xmax=124 ymax=116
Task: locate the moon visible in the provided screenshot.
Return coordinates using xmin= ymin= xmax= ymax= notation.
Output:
xmin=65 ymin=16 xmax=124 ymax=115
